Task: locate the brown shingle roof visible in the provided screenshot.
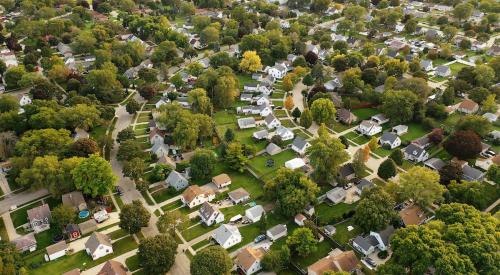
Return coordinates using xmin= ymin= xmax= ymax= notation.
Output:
xmin=46 ymin=240 xmax=68 ymax=255
xmin=212 ymin=173 xmax=231 ymax=187
xmin=308 ymin=250 xmax=360 ymax=274
xmin=237 ymin=247 xmax=265 ymax=271
xmin=459 ymin=99 xmax=478 ymax=111
xmin=85 ymin=232 xmax=112 ymax=254
xmin=98 ymin=260 xmax=131 ymax=275
xmin=27 ymin=204 xmax=51 ymax=222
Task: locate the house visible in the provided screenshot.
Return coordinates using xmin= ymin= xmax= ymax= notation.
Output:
xmin=424 ymin=158 xmax=446 ymax=171
xmin=27 ymin=204 xmax=51 ymax=233
xmin=274 ymin=126 xmax=294 ymax=141
xmin=245 ymin=205 xmax=265 ymax=223
xmin=326 ymin=187 xmax=346 ymax=204
xmin=399 ymin=204 xmax=427 ymax=226
xmin=267 ymin=64 xmax=287 ymax=79
xmin=73 ymin=128 xmax=89 ymax=140
xmin=392 ymin=125 xmax=408 ymax=136
xmin=181 ymin=185 xmax=215 ymax=208
xmin=267 ymin=224 xmax=287 ymax=241
xmin=66 ymin=224 xmax=81 ymax=241
xmin=199 ymin=202 xmax=224 ymax=226
xmin=238 ymin=117 xmax=256 ymax=129
xmin=435 ymin=65 xmax=451 ymax=77
xmin=337 ymin=109 xmax=357 ymax=125
xmin=228 ymin=188 xmax=250 ymax=204
xmin=284 ymin=158 xmax=306 ymax=170
xmin=462 ymin=164 xmax=485 ymax=182
xmin=352 ymin=226 xmax=395 ymax=256
xmin=212 ymin=224 xmax=242 ymax=249
xmin=85 ymin=232 xmax=113 ymax=260
xmin=45 ymin=241 xmax=68 ymax=261
xmin=264 ymin=114 xmax=281 ymax=129
xmin=357 ymin=120 xmax=382 ymax=136
xmin=244 ymin=83 xmax=259 ymax=92
xmin=165 ymin=171 xmax=189 ymax=191
xmin=151 ymin=143 xmax=169 ymax=158
xmin=237 ymin=247 xmax=266 ymax=275
xmin=324 ymin=78 xmax=343 ymax=91
xmin=307 ymin=250 xmax=360 ymax=275
xmin=57 ymin=42 xmax=73 ymax=56
xmin=12 ymin=233 xmax=37 ymax=253
xmin=241 ymin=93 xmax=253 ymax=102
xmin=266 ymin=143 xmax=282 ymax=156
xmin=404 ymin=143 xmax=429 ymax=162
xmin=98 ymin=260 xmax=131 ymax=275
xmin=295 ymin=213 xmax=307 ymax=226
xmin=355 ymin=179 xmax=374 ymax=195
xmin=338 ymin=163 xmax=356 ymax=181
xmin=476 ymin=155 xmax=500 ymax=170
xmin=371 ymin=114 xmax=389 ymax=125
xmin=254 ymin=95 xmax=270 ymax=106
xmin=149 ymin=128 xmax=165 ymax=145
xmin=457 ymin=99 xmax=479 ymax=114
xmin=253 ymin=130 xmax=269 ymax=140
xmin=483 ymin=112 xmax=498 ymax=123
xmin=291 ymin=137 xmax=311 ymax=155
xmin=78 ymin=219 xmax=98 ymax=235
xmin=412 ymin=135 xmax=431 ymax=148
xmin=155 ymin=98 xmax=169 ymax=109
xmin=420 ymin=60 xmax=433 ymax=71
xmin=379 ymin=132 xmax=401 ymax=149
xmin=324 ymin=225 xmax=336 ymax=236
xmin=62 ymin=191 xmax=87 ymax=212
xmin=19 ymin=95 xmax=32 ymax=106
xmin=93 ymin=209 xmax=109 ymax=224
xmin=212 ymin=173 xmax=231 ymax=189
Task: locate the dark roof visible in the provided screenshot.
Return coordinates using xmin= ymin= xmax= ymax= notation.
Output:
xmin=199 ymin=202 xmax=217 ymax=221
xmin=353 ymin=235 xmax=378 ymax=251
xmin=405 ymin=143 xmax=426 ymax=157
xmin=338 ymin=163 xmax=355 ymax=178
xmin=424 ymin=158 xmax=446 ymax=171
xmin=380 ymin=132 xmax=399 ymax=144
xmin=462 ymin=165 xmax=485 ymax=181
xmin=356 ymin=179 xmax=374 ymax=191
xmin=292 ymin=137 xmax=308 ymax=150
xmin=377 ymin=226 xmax=395 ymax=247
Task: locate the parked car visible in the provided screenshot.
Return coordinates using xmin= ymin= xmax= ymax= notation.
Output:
xmin=115 ymin=186 xmax=124 ymax=196
xmin=254 ymin=234 xmax=266 ymax=243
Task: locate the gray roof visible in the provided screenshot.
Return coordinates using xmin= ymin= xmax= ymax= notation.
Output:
xmin=46 ymin=241 xmax=68 ymax=255
xmin=27 ymin=204 xmax=51 ymax=222
xmin=339 ymin=163 xmax=355 ymax=178
xmin=405 ymin=143 xmax=426 ymax=157
xmin=435 ymin=65 xmax=450 ymax=74
xmin=253 ymin=130 xmax=269 ymax=139
xmin=78 ymin=219 xmax=97 ymax=235
xmin=377 ymin=226 xmax=395 ymax=247
xmin=264 ymin=114 xmax=278 ymax=125
xmin=228 ymin=188 xmax=250 ymax=201
xmin=151 ymin=142 xmax=168 ymax=154
xmin=12 ymin=233 xmax=36 ymax=251
xmin=238 ymin=117 xmax=256 ymax=127
xmin=267 ymin=224 xmax=287 ymax=237
xmin=166 ymin=171 xmax=187 ymax=185
xmin=292 ymin=137 xmax=308 ymax=150
xmin=353 ymin=235 xmax=378 ymax=251
xmin=462 ymin=165 xmax=485 ymax=181
xmin=62 ymin=191 xmax=86 ymax=210
xmin=380 ymin=132 xmax=399 ymax=144
xmin=266 ymin=143 xmax=281 ymax=155
xmin=424 ymin=158 xmax=446 ymax=171
xmin=273 ymin=64 xmax=286 ymax=72
xmin=327 ymin=187 xmax=346 ymax=203
xmin=199 ymin=202 xmax=218 ymax=221
xmin=245 ymin=205 xmax=264 ymax=220
xmin=337 ymin=108 xmax=356 ymax=123
xmin=420 ymin=60 xmax=432 ymax=68
xmin=213 ymin=224 xmax=240 ymax=244
xmin=85 ymin=232 xmax=112 ymax=254
xmin=356 ymin=179 xmax=374 ymax=191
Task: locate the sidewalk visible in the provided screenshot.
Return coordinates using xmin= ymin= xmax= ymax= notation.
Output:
xmin=1 ymin=213 xmax=20 ymax=241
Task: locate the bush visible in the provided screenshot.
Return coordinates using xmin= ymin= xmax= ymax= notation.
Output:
xmin=378 ymin=250 xmax=389 ymax=259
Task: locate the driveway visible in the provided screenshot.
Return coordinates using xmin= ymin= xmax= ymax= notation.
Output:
xmin=291 ymin=82 xmax=307 ymax=112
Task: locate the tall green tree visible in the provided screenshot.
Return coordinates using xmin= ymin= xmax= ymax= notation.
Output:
xmin=15 ymin=128 xmax=73 ymax=159
xmin=310 ymin=98 xmax=336 ymax=125
xmin=307 ymin=132 xmax=349 ymax=184
xmin=353 ymin=187 xmax=396 ymax=233
xmin=72 ymin=154 xmax=116 ymax=197
xmin=382 ymin=90 xmax=419 ymax=124
xmin=138 ymin=234 xmax=178 ymax=274
xmin=286 ymin=228 xmax=318 ymax=257
xmin=119 ymin=200 xmax=151 ymax=234
xmin=190 ymin=149 xmax=216 ymax=180
xmin=191 ymin=246 xmax=233 ymax=275
xmin=225 ymin=142 xmax=248 ymax=172
xmin=300 ymin=108 xmax=313 ymax=128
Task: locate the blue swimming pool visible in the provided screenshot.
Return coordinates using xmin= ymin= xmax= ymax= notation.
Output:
xmin=79 ymin=210 xmax=90 ymax=219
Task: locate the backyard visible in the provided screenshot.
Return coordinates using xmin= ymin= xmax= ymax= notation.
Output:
xmin=247 ymin=150 xmax=297 ymax=177
xmin=316 ymin=202 xmax=358 ymax=225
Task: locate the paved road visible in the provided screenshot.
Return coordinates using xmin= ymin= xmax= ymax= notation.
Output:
xmin=0 ymin=188 xmax=49 ymax=215
xmin=0 ymin=172 xmax=12 ymax=196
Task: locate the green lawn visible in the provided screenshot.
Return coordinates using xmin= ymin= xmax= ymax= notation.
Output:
xmin=274 ymin=109 xmax=288 ymax=118
xmin=293 ymin=129 xmax=312 ymax=139
xmin=247 ymin=150 xmax=297 ymax=177
xmin=352 ymin=108 xmax=379 ymax=120
xmin=237 ymin=74 xmax=258 ymax=90
xmin=216 ymin=124 xmax=267 ymax=151
xmin=11 ymin=201 xmax=43 ymax=228
xmin=151 ymin=187 xmax=183 ymax=204
xmin=400 ymin=123 xmax=429 ymax=142
xmin=137 ymin=113 xmax=151 ymax=123
xmin=191 ymin=239 xmax=211 ymax=251
xmin=296 ymin=241 xmax=335 ymax=268
xmin=134 ymin=127 xmax=148 ymax=136
xmin=331 ymin=121 xmax=354 ymax=133
xmin=126 ymin=254 xmax=141 ymax=271
xmin=161 ymin=200 xmax=183 ymax=212
xmin=181 ymin=223 xmax=215 ymax=242
xmin=373 ymin=146 xmax=393 ymax=157
xmin=27 ymin=236 xmax=138 ymax=275
xmin=431 ymin=58 xmax=448 ymax=66
xmin=280 ymin=119 xmax=296 ymax=128
xmin=271 ymin=92 xmax=285 ymax=99
xmin=331 ymin=219 xmax=361 ymax=246
xmin=450 ymin=62 xmax=469 ymax=75
xmin=134 ymin=123 xmax=149 ymax=130
xmin=316 ymin=202 xmax=358 ymax=225
xmin=221 ymin=204 xmax=249 ymax=223
xmin=34 ymin=229 xmax=54 ymax=251
xmin=108 ymin=229 xmax=129 ymax=240
xmin=213 ymin=111 xmax=236 ymax=125
xmin=273 ymin=101 xmax=284 ymax=107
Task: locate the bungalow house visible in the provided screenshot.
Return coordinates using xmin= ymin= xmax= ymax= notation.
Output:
xmin=284 ymin=158 xmax=306 ymax=170
xmin=151 ymin=143 xmax=169 ymax=158
xmin=326 ymin=187 xmax=346 ymax=204
xmin=352 ymin=226 xmax=395 ymax=256
xmin=337 ymin=109 xmax=357 ymax=125
xmin=357 ymin=120 xmax=382 ymax=136
xmin=267 ymin=224 xmax=287 ymax=241
xmin=404 ymin=143 xmax=429 ymax=162
xmin=291 ymin=137 xmax=311 ymax=155
xmin=212 ymin=224 xmax=242 ymax=249
xmin=266 ymin=143 xmax=282 ymax=156
xmin=424 ymin=158 xmax=446 ymax=171
xmin=85 ymin=232 xmax=113 ymax=260
xmin=181 ymin=185 xmax=215 ymax=208
xmin=264 ymin=114 xmax=281 ymax=129
xmin=237 ymin=247 xmax=266 ymax=275
xmin=274 ymin=126 xmax=294 ymax=141
xmin=295 ymin=214 xmax=307 ymax=226
xmin=155 ymin=98 xmax=169 ymax=109
xmin=254 ymin=95 xmax=270 ymax=106
xmin=78 ymin=219 xmax=98 ymax=235
xmin=399 ymin=204 xmax=427 ymax=226
xmin=28 ymin=204 xmax=51 ymax=233
xmin=435 ymin=65 xmax=451 ymax=77
xmin=199 ymin=202 xmax=224 ymax=226
xmin=149 ymin=128 xmax=165 ymax=145
xmin=338 ymin=163 xmax=356 ymax=181
xmin=267 ymin=64 xmax=287 ymax=79
xmin=307 ymin=250 xmax=360 ymax=275
xmin=392 ymin=125 xmax=408 ymax=136
xmin=212 ymin=173 xmax=231 ymax=189
xmin=245 ymin=205 xmax=264 ymax=223
xmin=482 ymin=113 xmax=498 ymax=123
xmin=228 ymin=188 xmax=250 ymax=204
xmin=462 ymin=164 xmax=485 ymax=182
xmin=98 ymin=260 xmax=131 ymax=275
xmin=324 ymin=78 xmax=343 ymax=91
xmin=371 ymin=114 xmax=389 ymax=125
xmin=12 ymin=233 xmax=37 ymax=253
xmin=238 ymin=117 xmax=257 ymax=129
xmin=165 ymin=171 xmax=189 ymax=191
xmin=45 ymin=241 xmax=68 ymax=261
xmin=379 ymin=132 xmax=401 ymax=149
xmin=354 ymin=179 xmax=374 ymax=196
xmin=62 ymin=191 xmax=87 ymax=212
xmin=457 ymin=99 xmax=479 ymax=114
xmin=420 ymin=60 xmax=433 ymax=71
xmin=240 ymin=93 xmax=253 ymax=102
xmin=252 ymin=130 xmax=269 ymax=140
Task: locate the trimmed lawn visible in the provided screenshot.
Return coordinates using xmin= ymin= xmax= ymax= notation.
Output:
xmin=331 ymin=121 xmax=353 ymax=133
xmin=137 ymin=113 xmax=151 ymax=123
xmin=450 ymin=63 xmax=469 ymax=75
xmin=280 ymin=119 xmax=296 ymax=128
xmin=213 ymin=111 xmax=236 ymax=125
xmin=352 ymin=108 xmax=379 ymax=120
xmin=293 ymin=129 xmax=311 ymax=139
xmin=108 ymin=229 xmax=129 ymax=240
xmin=192 ymin=239 xmax=211 ymax=251
xmin=161 ymin=200 xmax=183 ymax=212
xmin=134 ymin=127 xmax=148 ymax=136
xmin=373 ymin=146 xmax=393 ymax=157
xmin=274 ymin=109 xmax=288 ymax=118
xmin=296 ymin=241 xmax=334 ymax=268
xmin=271 ymin=92 xmax=285 ymax=99
xmin=248 ymin=150 xmax=297 ymax=177
xmin=11 ymin=201 xmax=43 ymax=227
xmin=126 ymin=254 xmax=140 ymax=271
xmin=220 ymin=204 xmax=249 ymax=223
xmin=273 ymin=101 xmax=284 ymax=107
xmin=331 ymin=219 xmax=361 ymax=246
xmin=316 ymin=202 xmax=358 ymax=225
xmin=431 ymin=58 xmax=448 ymax=66
xmin=216 ymin=124 xmax=267 ymax=151
xmin=237 ymin=74 xmax=258 ymax=90
xmin=181 ymin=223 xmax=215 ymax=241
xmin=134 ymin=123 xmax=149 ymax=130
xmin=400 ymin=123 xmax=429 ymax=143
xmin=151 ymin=187 xmax=183 ymax=204
xmin=114 ymin=195 xmax=124 ymax=209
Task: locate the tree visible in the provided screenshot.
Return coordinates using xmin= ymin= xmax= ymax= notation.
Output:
xmin=151 ymin=41 xmax=178 ymax=65
xmin=15 ymin=129 xmax=73 ymax=159
xmin=300 ymin=108 xmax=313 ymax=128
xmin=191 ymin=246 xmax=232 ymax=275
xmin=384 ymin=59 xmax=408 ymax=77
xmin=118 ymin=140 xmax=148 ymax=161
xmin=239 ymin=51 xmax=262 ymax=73
xmin=224 ymin=128 xmax=234 ymax=142
xmin=286 ymin=228 xmax=318 ymax=257
xmin=311 ymin=0 xmax=332 ymax=13
xmin=310 ymin=98 xmax=336 ymax=125
xmin=382 ymin=90 xmax=419 ymax=124
xmin=119 ymin=200 xmax=150 ymax=234
xmin=343 ymin=4 xmax=367 ymax=21
xmin=157 ymin=210 xmax=188 ymax=234
xmin=0 ymin=95 xmax=19 ymax=113
xmin=308 ymin=133 xmax=349 ymax=184
xmin=284 ymin=95 xmax=294 ymax=111
xmin=0 ymin=241 xmax=27 ymax=274
xmin=213 ymin=74 xmax=239 ymax=109
xmin=188 ymin=88 xmax=213 ymax=115
xmin=262 ymin=245 xmax=290 ymax=272
xmin=482 ymin=94 xmax=498 ymax=113
xmin=291 ymin=107 xmax=301 ymax=120
xmin=389 ymin=166 xmax=444 ymax=208
xmin=0 ymin=131 xmax=17 ymax=161
xmin=264 ymin=168 xmax=319 ymax=217
xmin=117 ymin=127 xmax=135 ymax=143
xmin=126 ymin=99 xmax=141 ymax=114
xmin=352 ymin=149 xmax=367 ymax=177
xmin=456 ymin=115 xmax=492 ymax=138
xmin=453 ymin=3 xmax=473 ymax=21
xmin=443 ymin=130 xmax=482 ymax=160
xmin=72 ymin=154 xmax=116 ymax=197
xmin=389 ymin=149 xmax=403 ymax=165
xmin=342 ymin=67 xmax=363 ymax=93
xmin=447 ymin=181 xmax=492 ymax=210
xmin=283 ymin=75 xmax=294 ymax=91
xmin=123 ymin=158 xmax=147 ymax=182
xmin=486 ymin=165 xmax=500 ymax=184
xmin=68 ymin=138 xmax=99 ymax=157
xmin=4 ymin=66 xmax=26 ymax=89
xmin=190 ymin=149 xmax=216 ymax=180
xmin=354 ymin=187 xmax=396 ymax=233
xmin=139 ymin=85 xmax=156 ymax=100
xmin=405 ymin=19 xmax=417 ymax=34
xmin=378 ymin=159 xmax=397 ymax=180
xmin=51 ymin=205 xmax=76 ymax=232
xmin=428 ymin=128 xmax=444 ymax=144
xmin=439 ymin=163 xmax=463 ymax=185
xmin=225 ymin=142 xmax=248 ymax=172
xmin=138 ymin=234 xmax=177 ymax=274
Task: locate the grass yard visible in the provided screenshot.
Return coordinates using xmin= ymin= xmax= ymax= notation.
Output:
xmin=108 ymin=229 xmax=129 ymax=240
xmin=151 ymin=187 xmax=183 ymax=204
xmin=161 ymin=200 xmax=183 ymax=212
xmin=227 ymin=223 xmax=262 ymax=253
xmin=247 ymin=150 xmax=297 ymax=177
xmin=296 ymin=241 xmax=335 ymax=268
xmin=114 ymin=195 xmax=124 ymax=209
xmin=450 ymin=62 xmax=469 ymax=75
xmin=331 ymin=121 xmax=354 ymax=133
xmin=344 ymin=132 xmax=370 ymax=145
xmin=126 ymin=254 xmax=141 ymax=271
xmin=221 ymin=204 xmax=249 ymax=223
xmin=316 ymin=202 xmax=358 ymax=225
xmin=400 ymin=123 xmax=429 ymax=143
xmin=273 ymin=101 xmax=284 ymax=107
xmin=34 ymin=229 xmax=54 ymax=251
xmin=431 ymin=58 xmax=448 ymax=66
xmin=429 ymin=76 xmax=448 ymax=83
xmin=274 ymin=109 xmax=288 ymax=118
xmin=134 ymin=123 xmax=149 ymax=130
xmin=237 ymin=74 xmax=257 ymax=90
xmin=11 ymin=201 xmax=43 ymax=228
xmin=280 ymin=119 xmax=296 ymax=128
xmin=373 ymin=146 xmax=393 ymax=157
xmin=181 ymin=223 xmax=215 ymax=241
xmin=292 ymin=129 xmax=311 ymax=139
xmin=271 ymin=92 xmax=285 ymax=99
xmin=134 ymin=127 xmax=148 ymax=136
xmin=331 ymin=219 xmax=361 ymax=246
xmin=216 ymin=124 xmax=267 ymax=151
xmin=213 ymin=111 xmax=236 ymax=125
xmin=352 ymin=108 xmax=379 ymax=121
xmin=191 ymin=239 xmax=212 ymax=251
xmin=136 ymin=113 xmax=151 ymax=123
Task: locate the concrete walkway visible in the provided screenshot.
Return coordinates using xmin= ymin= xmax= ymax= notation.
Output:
xmin=484 ymin=198 xmax=500 ymax=213
xmin=1 ymin=213 xmax=20 ymax=241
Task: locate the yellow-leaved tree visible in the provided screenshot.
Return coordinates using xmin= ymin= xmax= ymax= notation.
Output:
xmin=239 ymin=51 xmax=263 ymax=73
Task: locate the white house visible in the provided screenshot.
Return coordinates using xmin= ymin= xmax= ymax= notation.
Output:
xmin=212 ymin=173 xmax=231 ymax=189
xmin=93 ymin=210 xmax=109 ymax=224
xmin=12 ymin=234 xmax=37 ymax=253
xmin=404 ymin=144 xmax=429 ymax=162
xmin=391 ymin=125 xmax=408 ymax=135
xmin=291 ymin=137 xmax=311 ymax=155
xmin=253 ymin=129 xmax=269 ymax=140
xmin=266 ymin=224 xmax=287 ymax=241
xmin=255 ymin=96 xmax=270 ymax=106
xmin=19 ymin=95 xmax=32 ymax=106
xmin=85 ymin=232 xmax=113 ymax=260
xmin=181 ymin=185 xmax=215 ymax=208
xmin=238 ymin=117 xmax=257 ymax=129
xmin=228 ymin=188 xmax=250 ymax=204
xmin=371 ymin=114 xmax=389 ymax=125
xmin=357 ymin=120 xmax=382 ymax=136
xmin=45 ymin=241 xmax=68 ymax=261
xmin=326 ymin=187 xmax=346 ymax=204
xmin=267 ymin=64 xmax=287 ymax=79
xmin=352 ymin=226 xmax=395 ymax=256
xmin=245 ymin=205 xmax=265 ymax=223
xmin=274 ymin=126 xmax=294 ymax=141
xmin=285 ymin=158 xmax=306 ymax=170
xmin=237 ymin=247 xmax=265 ymax=275
xmin=151 ymin=143 xmax=169 ymax=158
xmin=379 ymin=132 xmax=401 ymax=149
xmin=420 ymin=60 xmax=433 ymax=71
xmin=165 ymin=171 xmax=189 ymax=191
xmin=264 ymin=114 xmax=281 ymax=129
xmin=199 ymin=202 xmax=224 ymax=226
xmin=212 ymin=224 xmax=242 ymax=249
